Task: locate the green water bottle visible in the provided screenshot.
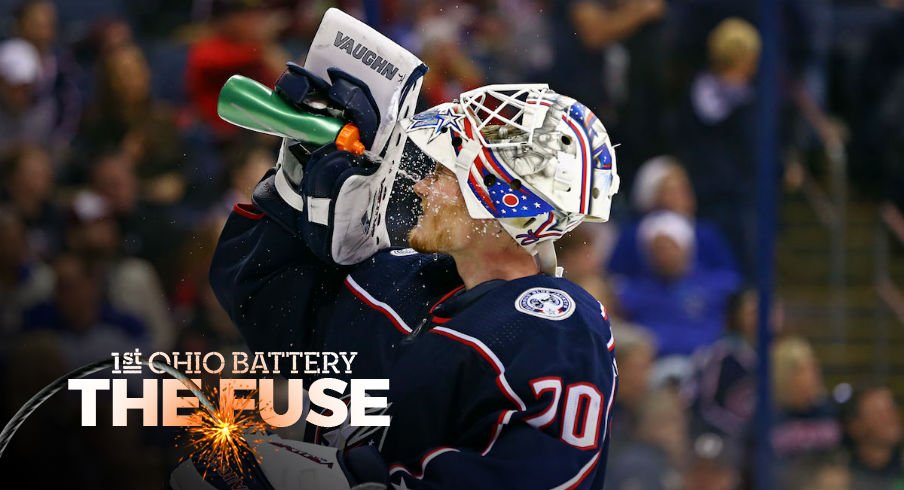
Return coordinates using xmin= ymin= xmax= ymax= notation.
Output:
xmin=217 ymin=75 xmax=366 ymax=155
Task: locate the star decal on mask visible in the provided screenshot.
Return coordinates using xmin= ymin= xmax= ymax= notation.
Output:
xmin=408 ymin=107 xmax=465 ymax=142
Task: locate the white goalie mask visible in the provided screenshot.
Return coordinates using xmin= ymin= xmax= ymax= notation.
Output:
xmin=402 ymin=84 xmax=621 ymax=276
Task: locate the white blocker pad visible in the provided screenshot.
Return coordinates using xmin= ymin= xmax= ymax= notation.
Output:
xmin=300 ymin=8 xmax=426 ymax=264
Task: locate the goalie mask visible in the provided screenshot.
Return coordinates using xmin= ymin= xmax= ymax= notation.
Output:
xmin=402 ymin=84 xmax=620 ymax=276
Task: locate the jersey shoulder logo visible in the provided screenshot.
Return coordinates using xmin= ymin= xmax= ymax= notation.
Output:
xmin=390 ymin=248 xmax=418 ymax=257
xmin=515 ymin=287 xmax=575 ymax=321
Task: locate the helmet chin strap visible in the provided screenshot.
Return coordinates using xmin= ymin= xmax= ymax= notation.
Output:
xmin=497 ymin=217 xmax=565 ymax=277
xmin=536 ymin=240 xmax=564 ymax=278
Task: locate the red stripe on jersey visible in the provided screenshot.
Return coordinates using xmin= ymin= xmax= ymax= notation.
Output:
xmin=344 ymin=276 xmax=412 ymax=334
xmin=601 ymin=362 xmax=618 ymax=444
xmin=431 ymin=327 xmax=526 ymax=411
xmin=429 ymin=285 xmax=465 ymax=314
xmin=554 ymin=450 xmax=601 ymax=490
xmin=429 ymin=327 xmax=532 ymax=461
xmin=481 ymin=410 xmax=512 ymax=456
xmin=494 ymin=377 xmax=522 ymax=409
xmin=232 ymin=202 xmax=263 ymax=220
xmin=388 ymin=447 xmax=459 ymax=480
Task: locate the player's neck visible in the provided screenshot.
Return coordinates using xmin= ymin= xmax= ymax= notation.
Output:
xmin=451 ymin=246 xmax=539 ymax=290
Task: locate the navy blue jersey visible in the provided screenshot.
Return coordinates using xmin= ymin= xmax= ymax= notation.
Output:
xmin=211 ymin=174 xmax=619 ymax=489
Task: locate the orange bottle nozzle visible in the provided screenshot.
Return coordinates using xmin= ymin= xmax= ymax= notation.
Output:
xmin=335 ymin=123 xmax=366 ymax=155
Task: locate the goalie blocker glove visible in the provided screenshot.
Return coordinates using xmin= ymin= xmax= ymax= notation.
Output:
xmin=267 ymin=64 xmax=399 ymax=265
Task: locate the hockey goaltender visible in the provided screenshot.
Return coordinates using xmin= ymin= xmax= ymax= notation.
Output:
xmin=170 ymin=65 xmax=621 ymax=490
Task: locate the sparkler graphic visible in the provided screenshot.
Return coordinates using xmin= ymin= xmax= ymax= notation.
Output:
xmin=179 ymin=386 xmax=271 ymax=478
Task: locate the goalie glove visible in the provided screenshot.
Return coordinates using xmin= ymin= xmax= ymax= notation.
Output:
xmin=169 ymin=433 xmax=389 ymax=490
xmin=230 ymin=8 xmax=425 ymax=265
xmin=264 ymin=141 xmax=389 ymax=265
xmin=263 ymin=64 xmax=400 ymax=265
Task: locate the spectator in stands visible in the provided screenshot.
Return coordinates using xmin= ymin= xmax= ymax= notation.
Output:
xmin=607 ymin=388 xmax=689 ymax=490
xmin=70 ymin=17 xmax=134 ymax=86
xmin=554 ymin=0 xmax=672 ymax=188
xmin=419 ymin=32 xmax=484 ymax=109
xmin=185 ymin=0 xmax=287 ymax=138
xmin=0 ymin=38 xmax=56 ymax=154
xmin=615 ymin=211 xmax=741 ymax=359
xmin=89 ymin=151 xmax=138 ymax=217
xmin=609 ymin=324 xmax=657 ymax=452
xmin=216 ymin=142 xmax=276 ymax=217
xmin=683 ymin=288 xmax=781 ymax=489
xmin=840 ymin=385 xmax=904 ymax=488
xmin=88 ymin=151 xmax=186 ymax=282
xmin=14 ymin=1 xmax=57 ymax=71
xmin=857 ymin=1 xmax=904 ymax=210
xmin=771 ymin=336 xmax=842 ymax=461
xmin=22 ymin=253 xmax=148 ymax=369
xmin=674 ymin=17 xmax=760 ymax=277
xmin=13 ymin=0 xmax=81 ymax=152
xmin=414 ymin=3 xmax=484 ymax=109
xmin=607 ymin=155 xmax=738 ymax=279
xmin=0 ymin=210 xmax=53 ymax=338
xmin=78 ymin=43 xmax=186 ymax=206
xmin=546 ymin=0 xmax=666 ymax=126
xmin=467 ymin=0 xmax=552 ymax=84
xmin=171 ymin=219 xmax=242 ymax=354
xmin=784 ymin=451 xmax=851 ymax=490
xmin=64 ymin=190 xmax=175 ymax=351
xmin=682 ymin=433 xmax=741 ymax=490
xmin=88 ymin=18 xmax=134 ymax=55
xmin=684 ymin=289 xmax=763 ymax=441
xmin=0 ymin=144 xmax=62 ymax=258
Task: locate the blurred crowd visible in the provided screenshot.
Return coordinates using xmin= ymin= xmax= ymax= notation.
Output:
xmin=0 ymin=0 xmax=902 ymax=488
